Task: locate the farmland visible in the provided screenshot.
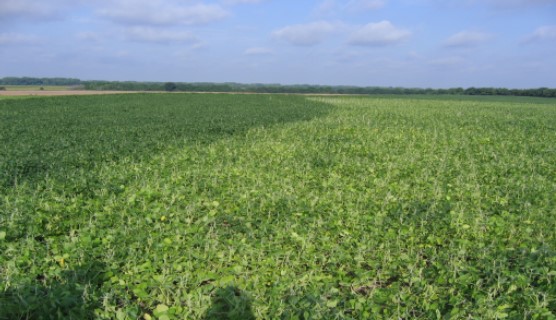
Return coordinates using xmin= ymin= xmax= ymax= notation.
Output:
xmin=0 ymin=85 xmax=72 ymax=91
xmin=1 ymin=93 xmax=555 ymax=319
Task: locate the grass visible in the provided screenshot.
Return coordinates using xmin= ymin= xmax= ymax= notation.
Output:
xmin=0 ymin=96 xmax=35 ymax=100
xmin=0 ymin=94 xmax=555 ymax=319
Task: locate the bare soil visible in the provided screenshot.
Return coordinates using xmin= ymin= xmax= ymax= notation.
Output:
xmin=0 ymin=90 xmax=144 ymax=96
xmin=0 ymin=90 xmax=363 ymax=97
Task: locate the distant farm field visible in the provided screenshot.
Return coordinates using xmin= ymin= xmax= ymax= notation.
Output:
xmin=0 ymin=89 xmax=141 ymax=97
xmin=1 ymin=94 xmax=555 ymax=319
xmin=1 ymin=85 xmax=71 ymax=91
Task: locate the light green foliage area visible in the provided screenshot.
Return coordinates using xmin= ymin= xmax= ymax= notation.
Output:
xmin=1 ymin=94 xmax=555 ymax=319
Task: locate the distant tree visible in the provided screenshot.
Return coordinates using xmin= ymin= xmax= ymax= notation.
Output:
xmin=0 ymin=86 xmax=5 ymax=91
xmin=164 ymin=82 xmax=177 ymax=92
xmin=5 ymin=77 xmax=553 ymax=97
xmin=0 ymin=77 xmax=80 ymax=86
xmin=40 ymin=87 xmax=44 ymax=91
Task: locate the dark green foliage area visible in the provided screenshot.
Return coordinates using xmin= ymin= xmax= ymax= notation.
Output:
xmin=203 ymin=286 xmax=256 ymax=320
xmin=0 ymin=93 xmax=330 ymax=190
xmin=0 ymin=94 xmax=555 ymax=319
xmin=0 ymin=261 xmax=105 ymax=319
xmin=164 ymin=83 xmax=177 ymax=92
xmin=0 ymin=77 xmax=81 ymax=86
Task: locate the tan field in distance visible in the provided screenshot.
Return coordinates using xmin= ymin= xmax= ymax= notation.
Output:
xmin=0 ymin=90 xmax=143 ymax=96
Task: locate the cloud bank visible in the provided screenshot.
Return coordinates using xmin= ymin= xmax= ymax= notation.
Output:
xmin=97 ymin=0 xmax=229 ymax=26
xmin=524 ymin=26 xmax=556 ymax=43
xmin=125 ymin=27 xmax=198 ymax=44
xmin=444 ymin=31 xmax=493 ymax=48
xmin=273 ymin=21 xmax=337 ymax=46
xmin=348 ymin=21 xmax=411 ymax=46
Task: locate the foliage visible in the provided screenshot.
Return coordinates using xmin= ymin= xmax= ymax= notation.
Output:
xmin=0 ymin=77 xmax=81 ymax=86
xmin=164 ymin=82 xmax=177 ymax=92
xmin=1 ymin=94 xmax=555 ymax=319
xmin=203 ymin=286 xmax=255 ymax=320
xmin=0 ymin=86 xmax=5 ymax=91
xmin=82 ymin=80 xmax=556 ymax=98
xmin=0 ymin=94 xmax=329 ymax=189
xmin=2 ymin=77 xmax=555 ymax=97
xmin=0 ymin=85 xmax=71 ymax=91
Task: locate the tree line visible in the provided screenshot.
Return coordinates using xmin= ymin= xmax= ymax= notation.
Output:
xmin=0 ymin=77 xmax=82 ymax=86
xmin=1 ymin=77 xmax=555 ymax=98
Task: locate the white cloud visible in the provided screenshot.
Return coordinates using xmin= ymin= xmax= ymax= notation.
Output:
xmin=314 ymin=0 xmax=385 ymax=16
xmin=244 ymin=47 xmax=273 ymax=55
xmin=125 ymin=27 xmax=198 ymax=44
xmin=424 ymin=0 xmax=551 ymax=8
xmin=524 ymin=26 xmax=556 ymax=43
xmin=415 ymin=0 xmax=552 ymax=12
xmin=0 ymin=33 xmax=40 ymax=45
xmin=98 ymin=0 xmax=229 ymax=26
xmin=273 ymin=21 xmax=337 ymax=46
xmin=0 ymin=0 xmax=63 ymax=20
xmin=347 ymin=0 xmax=386 ymax=11
xmin=444 ymin=31 xmax=493 ymax=48
xmin=314 ymin=0 xmax=337 ymax=16
xmin=223 ymin=0 xmax=264 ymax=4
xmin=348 ymin=21 xmax=411 ymax=46
xmin=478 ymin=0 xmax=552 ymax=8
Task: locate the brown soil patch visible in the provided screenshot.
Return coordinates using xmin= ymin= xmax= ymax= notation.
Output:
xmin=0 ymin=90 xmax=145 ymax=96
xmin=0 ymin=90 xmax=363 ymax=97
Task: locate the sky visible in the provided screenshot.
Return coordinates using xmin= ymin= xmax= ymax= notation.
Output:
xmin=1 ymin=0 xmax=555 ymax=88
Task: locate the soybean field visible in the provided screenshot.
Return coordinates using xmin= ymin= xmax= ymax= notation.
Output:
xmin=1 ymin=93 xmax=555 ymax=319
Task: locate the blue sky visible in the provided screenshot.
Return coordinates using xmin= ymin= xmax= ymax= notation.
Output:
xmin=1 ymin=0 xmax=555 ymax=88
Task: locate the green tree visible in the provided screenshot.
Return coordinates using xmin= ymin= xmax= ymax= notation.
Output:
xmin=164 ymin=82 xmax=177 ymax=92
